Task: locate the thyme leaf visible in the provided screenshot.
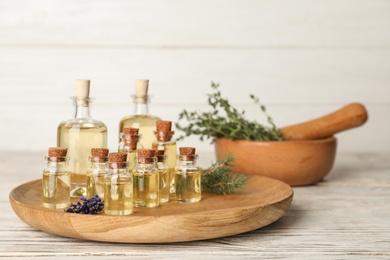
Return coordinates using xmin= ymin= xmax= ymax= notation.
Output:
xmin=176 ymin=82 xmax=283 ymax=142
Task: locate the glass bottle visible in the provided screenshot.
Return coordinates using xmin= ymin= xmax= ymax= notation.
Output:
xmin=119 ymin=79 xmax=161 ymax=149
xmin=175 ymin=147 xmax=202 ymax=203
xmin=118 ymin=127 xmax=143 ymax=171
xmin=104 ymin=153 xmax=133 ymax=216
xmin=155 ymin=150 xmax=170 ymax=203
xmin=152 ymin=120 xmax=177 ymax=196
xmin=133 ymin=149 xmax=159 ymax=208
xmin=57 ymin=79 xmax=108 ymax=198
xmin=42 ymin=147 xmax=71 ymax=209
xmin=86 ymin=148 xmax=109 ymax=199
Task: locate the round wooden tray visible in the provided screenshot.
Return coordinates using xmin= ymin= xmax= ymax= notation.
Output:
xmin=9 ymin=175 xmax=293 ymax=243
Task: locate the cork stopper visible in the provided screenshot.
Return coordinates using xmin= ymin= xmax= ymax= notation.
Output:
xmin=75 ymin=79 xmax=90 ymax=105
xmin=123 ymin=127 xmax=139 ymax=135
xmin=109 ymin=152 xmax=127 ymax=168
xmin=123 ymin=128 xmax=140 ymax=151
xmin=91 ymin=148 xmax=109 ymax=162
xmin=134 ymin=79 xmax=149 ymax=104
xmin=155 ymin=149 xmax=165 ymax=162
xmin=179 ymin=147 xmax=196 ymax=156
xmin=155 ymin=120 xmax=174 ymax=142
xmin=137 ymin=149 xmax=156 ymax=163
xmin=48 ymin=147 xmax=68 ymax=162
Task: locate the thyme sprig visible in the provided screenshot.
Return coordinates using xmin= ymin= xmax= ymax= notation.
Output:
xmin=202 ymin=154 xmax=247 ymax=195
xmin=176 ymin=82 xmax=283 ymax=142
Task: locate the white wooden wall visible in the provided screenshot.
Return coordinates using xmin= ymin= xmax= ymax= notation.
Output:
xmin=0 ymin=0 xmax=389 ymax=154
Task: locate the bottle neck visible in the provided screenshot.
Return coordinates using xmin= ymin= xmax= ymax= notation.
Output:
xmin=133 ymin=95 xmax=150 ymax=115
xmin=72 ymin=97 xmax=93 ymax=119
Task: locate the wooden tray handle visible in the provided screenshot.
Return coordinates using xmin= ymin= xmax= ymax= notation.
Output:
xmin=280 ymin=103 xmax=368 ymax=141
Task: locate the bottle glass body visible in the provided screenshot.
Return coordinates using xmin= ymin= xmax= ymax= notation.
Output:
xmin=119 ymin=99 xmax=160 ymax=149
xmin=86 ymin=157 xmax=109 ymax=199
xmin=104 ymin=163 xmax=133 ymax=215
xmin=57 ymin=98 xmax=108 ymax=198
xmin=132 ymin=158 xmax=159 ymax=208
xmin=152 ymin=140 xmax=177 ymax=196
xmin=156 ymin=156 xmax=170 ymax=203
xmin=175 ymin=155 xmax=202 ymax=203
xmin=42 ymin=157 xmax=71 ymax=209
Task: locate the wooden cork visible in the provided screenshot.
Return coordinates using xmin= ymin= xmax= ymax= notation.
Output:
xmin=91 ymin=148 xmax=109 ymax=162
xmin=48 ymin=147 xmax=68 ymax=162
xmin=137 ymin=149 xmax=156 ymax=164
xmin=48 ymin=147 xmax=68 ymax=157
xmin=123 ymin=128 xmax=139 ymax=135
xmin=155 ymin=150 xmax=165 ymax=162
xmin=134 ymin=79 xmax=149 ymax=104
xmin=155 ymin=121 xmax=174 ymax=142
xmin=75 ymin=79 xmax=90 ymax=105
xmin=109 ymin=153 xmax=127 ymax=168
xmin=109 ymin=153 xmax=127 ymax=162
xmin=179 ymin=147 xmax=196 ymax=156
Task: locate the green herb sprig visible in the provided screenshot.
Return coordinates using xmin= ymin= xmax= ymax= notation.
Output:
xmin=202 ymin=154 xmax=246 ymax=195
xmin=176 ymin=82 xmax=283 ymax=142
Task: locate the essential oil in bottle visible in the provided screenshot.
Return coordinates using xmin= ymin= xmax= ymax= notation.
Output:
xmin=152 ymin=120 xmax=177 ymax=196
xmin=133 ymin=149 xmax=159 ymax=208
xmin=42 ymin=147 xmax=71 ymax=209
xmin=104 ymin=153 xmax=133 ymax=216
xmin=118 ymin=127 xmax=143 ymax=171
xmin=86 ymin=148 xmax=109 ymax=199
xmin=57 ymin=79 xmax=108 ymax=198
xmin=155 ymin=150 xmax=170 ymax=203
xmin=119 ymin=79 xmax=161 ymax=148
xmin=175 ymin=147 xmax=202 ymax=203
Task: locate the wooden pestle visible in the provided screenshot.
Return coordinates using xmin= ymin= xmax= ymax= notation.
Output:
xmin=280 ymin=103 xmax=368 ymax=141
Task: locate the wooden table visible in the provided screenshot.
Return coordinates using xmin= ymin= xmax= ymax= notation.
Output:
xmin=1 ymin=151 xmax=389 ymax=259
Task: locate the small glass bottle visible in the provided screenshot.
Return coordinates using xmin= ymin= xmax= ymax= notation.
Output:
xmin=86 ymin=148 xmax=109 ymax=199
xmin=175 ymin=147 xmax=202 ymax=203
xmin=155 ymin=149 xmax=170 ymax=203
xmin=133 ymin=149 xmax=159 ymax=208
xmin=152 ymin=120 xmax=177 ymax=196
xmin=118 ymin=127 xmax=143 ymax=171
xmin=119 ymin=79 xmax=161 ymax=149
xmin=104 ymin=153 xmax=133 ymax=216
xmin=57 ymin=79 xmax=108 ymax=198
xmin=42 ymin=147 xmax=71 ymax=209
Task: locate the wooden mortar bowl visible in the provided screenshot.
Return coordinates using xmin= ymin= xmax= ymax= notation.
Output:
xmin=215 ymin=103 xmax=368 ymax=186
xmin=215 ymin=137 xmax=336 ymax=186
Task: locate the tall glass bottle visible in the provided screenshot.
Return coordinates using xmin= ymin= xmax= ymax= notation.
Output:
xmin=152 ymin=120 xmax=177 ymax=196
xmin=42 ymin=147 xmax=71 ymax=209
xmin=175 ymin=147 xmax=202 ymax=203
xmin=57 ymin=79 xmax=108 ymax=198
xmin=86 ymin=148 xmax=109 ymax=199
xmin=133 ymin=149 xmax=159 ymax=208
xmin=155 ymin=150 xmax=170 ymax=203
xmin=119 ymin=79 xmax=161 ymax=149
xmin=104 ymin=153 xmax=133 ymax=216
xmin=118 ymin=127 xmax=143 ymax=171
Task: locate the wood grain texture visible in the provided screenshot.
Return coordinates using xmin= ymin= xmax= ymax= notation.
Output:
xmin=1 ymin=151 xmax=390 ymax=258
xmin=9 ymin=175 xmax=293 ymax=243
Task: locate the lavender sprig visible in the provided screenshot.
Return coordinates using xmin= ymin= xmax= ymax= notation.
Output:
xmin=65 ymin=195 xmax=104 ymax=214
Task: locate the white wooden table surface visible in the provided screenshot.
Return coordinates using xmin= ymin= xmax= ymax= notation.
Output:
xmin=1 ymin=151 xmax=389 ymax=259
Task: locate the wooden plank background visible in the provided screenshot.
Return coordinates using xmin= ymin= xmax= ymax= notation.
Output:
xmin=0 ymin=0 xmax=389 ymax=154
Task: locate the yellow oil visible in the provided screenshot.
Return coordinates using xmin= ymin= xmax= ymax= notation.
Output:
xmin=86 ymin=168 xmax=105 ymax=199
xmin=57 ymin=121 xmax=107 ymax=197
xmin=42 ymin=171 xmax=71 ymax=208
xmin=152 ymin=141 xmax=177 ymax=195
xmin=158 ymin=167 xmax=169 ymax=203
xmin=118 ymin=150 xmax=137 ymax=171
xmin=119 ymin=115 xmax=160 ymax=149
xmin=175 ymin=170 xmax=202 ymax=203
xmin=104 ymin=175 xmax=133 ymax=216
xmin=133 ymin=171 xmax=159 ymax=208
